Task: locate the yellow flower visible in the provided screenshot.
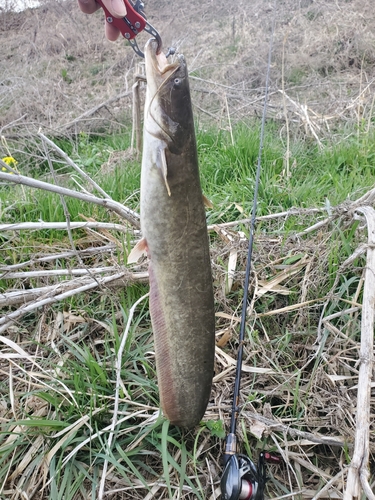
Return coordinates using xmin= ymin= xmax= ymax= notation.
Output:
xmin=1 ymin=156 xmax=18 ymax=174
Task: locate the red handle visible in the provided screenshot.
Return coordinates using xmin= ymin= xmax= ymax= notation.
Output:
xmin=263 ymin=452 xmax=281 ymax=464
xmin=96 ymin=0 xmax=146 ymax=40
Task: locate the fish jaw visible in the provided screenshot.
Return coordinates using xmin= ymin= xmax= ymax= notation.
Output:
xmin=144 ymin=38 xmax=178 ymax=85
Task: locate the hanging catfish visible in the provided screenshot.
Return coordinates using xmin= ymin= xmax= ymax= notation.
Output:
xmin=129 ymin=38 xmax=215 ymax=428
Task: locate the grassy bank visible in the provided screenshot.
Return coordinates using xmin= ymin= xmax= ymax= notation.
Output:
xmin=0 ymin=121 xmax=374 ymax=498
xmin=3 ymin=121 xmax=375 ymax=224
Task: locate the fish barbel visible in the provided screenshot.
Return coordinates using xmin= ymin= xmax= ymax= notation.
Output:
xmin=129 ymin=38 xmax=215 ymax=428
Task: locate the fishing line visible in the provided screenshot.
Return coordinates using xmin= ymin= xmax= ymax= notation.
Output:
xmin=221 ymin=4 xmax=278 ymax=500
xmin=230 ymin=21 xmax=275 ymax=442
xmin=228 ymin=11 xmax=276 ymax=441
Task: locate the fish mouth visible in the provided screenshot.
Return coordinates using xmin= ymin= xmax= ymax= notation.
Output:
xmin=144 ymin=38 xmax=180 ymax=83
xmin=144 ymin=39 xmax=189 ymax=147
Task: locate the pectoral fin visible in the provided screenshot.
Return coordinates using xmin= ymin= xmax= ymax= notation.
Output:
xmin=128 ymin=237 xmax=148 ymax=264
xmin=160 ymin=147 xmax=171 ymax=196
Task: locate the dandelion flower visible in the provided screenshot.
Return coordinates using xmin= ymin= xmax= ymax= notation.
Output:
xmin=1 ymin=156 xmax=18 ymax=174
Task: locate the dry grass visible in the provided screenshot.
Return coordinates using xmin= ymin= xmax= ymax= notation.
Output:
xmin=2 ymin=0 xmax=375 ymax=136
xmin=1 ymin=181 xmax=375 ymax=498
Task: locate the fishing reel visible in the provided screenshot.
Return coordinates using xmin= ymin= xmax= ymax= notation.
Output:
xmin=221 ymin=449 xmax=279 ymax=500
xmin=221 ymin=454 xmax=261 ymax=500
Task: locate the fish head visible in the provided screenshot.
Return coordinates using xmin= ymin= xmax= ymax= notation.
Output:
xmin=144 ymin=38 xmax=194 ymax=153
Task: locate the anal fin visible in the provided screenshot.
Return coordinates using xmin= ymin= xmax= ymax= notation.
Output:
xmin=128 ymin=237 xmax=148 ymax=264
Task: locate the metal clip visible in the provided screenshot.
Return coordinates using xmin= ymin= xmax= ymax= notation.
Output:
xmin=96 ymin=0 xmax=165 ymax=58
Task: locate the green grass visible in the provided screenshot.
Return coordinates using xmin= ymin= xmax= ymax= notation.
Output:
xmin=0 ymin=120 xmax=374 ymax=498
xmin=0 ymin=302 xmax=211 ymax=498
xmin=199 ymin=123 xmax=375 ymax=220
xmin=2 ymin=122 xmax=375 ymax=232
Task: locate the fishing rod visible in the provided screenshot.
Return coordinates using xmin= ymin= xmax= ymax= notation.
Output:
xmin=220 ymin=8 xmax=279 ymax=500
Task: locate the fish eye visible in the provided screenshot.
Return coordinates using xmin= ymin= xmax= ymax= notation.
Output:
xmin=174 ymin=78 xmax=181 ymax=86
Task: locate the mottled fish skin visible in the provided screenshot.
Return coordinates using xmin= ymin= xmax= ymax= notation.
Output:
xmin=141 ymin=38 xmax=215 ymax=428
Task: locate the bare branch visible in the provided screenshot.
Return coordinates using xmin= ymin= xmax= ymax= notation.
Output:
xmin=60 ymin=91 xmax=132 ymax=131
xmin=1 ymin=267 xmax=117 ymax=279
xmin=0 ymin=271 xmax=149 ymax=334
xmin=0 ymin=271 xmax=148 ymax=308
xmin=0 ymin=171 xmax=140 ymax=228
xmin=38 ymin=132 xmax=113 ymax=199
xmin=206 ymin=208 xmax=323 ymax=232
xmin=243 ymin=411 xmax=347 ymax=448
xmin=0 ymin=244 xmax=117 ymax=271
xmin=344 ymin=206 xmax=375 ymax=500
xmin=0 ymin=221 xmax=131 ymax=233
